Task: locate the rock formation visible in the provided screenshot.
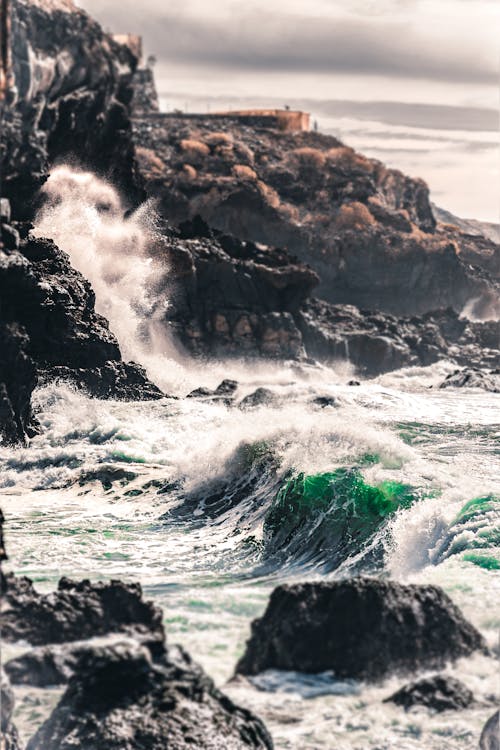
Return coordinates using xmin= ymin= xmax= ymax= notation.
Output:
xmin=2 ymin=0 xmax=141 ymax=220
xmin=480 ymin=710 xmax=500 ymax=750
xmin=26 ymin=641 xmax=273 ymax=750
xmin=236 ymin=579 xmax=486 ymax=681
xmin=1 ymin=574 xmax=165 ymax=647
xmin=384 ymin=675 xmax=474 ymax=712
xmin=132 ymin=114 xmax=499 ymax=319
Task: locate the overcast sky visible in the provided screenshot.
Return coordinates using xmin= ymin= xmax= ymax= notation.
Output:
xmin=78 ymin=0 xmax=499 ymax=221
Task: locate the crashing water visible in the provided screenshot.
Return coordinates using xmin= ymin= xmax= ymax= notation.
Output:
xmin=1 ymin=169 xmax=499 ymax=748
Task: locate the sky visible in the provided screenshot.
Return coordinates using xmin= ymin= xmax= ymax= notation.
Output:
xmin=78 ymin=0 xmax=499 ymax=222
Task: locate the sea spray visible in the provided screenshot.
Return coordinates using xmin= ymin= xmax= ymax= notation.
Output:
xmin=34 ymin=166 xmax=188 ymax=390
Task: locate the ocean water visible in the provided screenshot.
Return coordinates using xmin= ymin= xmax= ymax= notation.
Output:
xmin=2 ymin=169 xmax=499 ymax=748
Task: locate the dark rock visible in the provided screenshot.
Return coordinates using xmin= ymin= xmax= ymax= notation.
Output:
xmin=348 ymin=380 xmax=361 ymax=386
xmin=2 ymin=0 xmax=141 ymax=220
xmin=214 ymin=378 xmax=239 ymax=396
xmin=26 ymin=641 xmax=273 ymax=750
xmin=132 ymin=113 xmax=498 ymax=318
xmin=1 ymin=574 xmax=165 ymax=648
xmin=236 ymin=579 xmax=486 ymax=681
xmin=439 ymin=368 xmax=499 ymax=393
xmin=480 ymin=710 xmax=499 ymax=750
xmin=1 ymin=670 xmax=21 ymax=750
xmin=0 ymin=322 xmax=38 ymax=444
xmin=384 ymin=675 xmax=474 ymax=712
xmin=5 ymin=635 xmax=155 ymax=687
xmin=240 ymin=388 xmax=277 ymax=409
xmin=312 ymin=396 xmax=337 ymax=408
xmin=164 ymin=223 xmax=316 ymax=360
xmin=0 ymin=234 xmax=162 ymax=442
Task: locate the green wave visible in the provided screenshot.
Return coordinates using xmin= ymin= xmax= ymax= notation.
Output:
xmin=264 ymin=468 xmax=419 ymax=570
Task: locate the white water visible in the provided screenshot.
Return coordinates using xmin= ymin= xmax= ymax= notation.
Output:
xmin=2 ymin=169 xmax=499 ymax=748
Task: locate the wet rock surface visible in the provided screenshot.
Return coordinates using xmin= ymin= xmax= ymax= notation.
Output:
xmin=1 ymin=670 xmax=22 ymax=750
xmin=0 ymin=228 xmax=162 ymax=434
xmin=1 ymin=574 xmax=165 ymax=647
xmin=2 ymin=0 xmax=140 ymax=220
xmin=26 ymin=642 xmax=273 ymax=750
xmin=384 ymin=675 xmax=474 ymax=712
xmin=480 ymin=710 xmax=500 ymax=750
xmin=236 ymin=579 xmax=486 ymax=681
xmin=438 ymin=368 xmax=500 ymax=393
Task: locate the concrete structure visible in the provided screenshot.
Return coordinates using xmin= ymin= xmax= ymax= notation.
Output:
xmin=214 ymin=109 xmax=310 ymax=133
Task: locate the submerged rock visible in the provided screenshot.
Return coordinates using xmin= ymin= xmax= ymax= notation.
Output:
xmin=439 ymin=368 xmax=500 ymax=393
xmin=236 ymin=579 xmax=486 ymax=681
xmin=480 ymin=710 xmax=500 ymax=750
xmin=239 ymin=387 xmax=277 ymax=409
xmin=384 ymin=675 xmax=474 ymax=712
xmin=26 ymin=641 xmax=273 ymax=750
xmin=1 ymin=574 xmax=165 ymax=648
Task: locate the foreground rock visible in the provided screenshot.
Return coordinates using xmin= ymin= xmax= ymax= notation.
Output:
xmin=439 ymin=368 xmax=500 ymax=393
xmin=1 ymin=574 xmax=165 ymax=648
xmin=27 ymin=641 xmax=273 ymax=750
xmin=236 ymin=579 xmax=486 ymax=681
xmin=384 ymin=675 xmax=474 ymax=712
xmin=480 ymin=710 xmax=500 ymax=750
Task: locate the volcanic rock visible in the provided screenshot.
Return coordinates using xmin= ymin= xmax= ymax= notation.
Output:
xmin=1 ymin=574 xmax=165 ymax=648
xmin=0 ymin=232 xmax=162 ymax=434
xmin=236 ymin=579 xmax=486 ymax=681
xmin=2 ymin=0 xmax=141 ymax=220
xmin=26 ymin=641 xmax=273 ymax=750
xmin=384 ymin=675 xmax=474 ymax=712
xmin=439 ymin=368 xmax=500 ymax=393
xmin=480 ymin=710 xmax=500 ymax=750
xmin=132 ymin=113 xmax=499 ymax=318
xmin=1 ymin=670 xmax=21 ymax=750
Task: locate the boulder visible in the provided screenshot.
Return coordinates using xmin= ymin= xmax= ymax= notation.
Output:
xmin=384 ymin=675 xmax=474 ymax=712
xmin=1 ymin=670 xmax=22 ymax=750
xmin=26 ymin=642 xmax=273 ymax=750
xmin=236 ymin=579 xmax=486 ymax=681
xmin=1 ymin=574 xmax=165 ymax=648
xmin=480 ymin=710 xmax=499 ymax=750
xmin=439 ymin=368 xmax=499 ymax=393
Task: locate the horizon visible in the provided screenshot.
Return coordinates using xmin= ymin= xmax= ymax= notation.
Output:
xmin=77 ymin=0 xmax=499 ymax=224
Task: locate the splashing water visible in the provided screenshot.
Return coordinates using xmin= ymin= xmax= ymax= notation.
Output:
xmin=3 ymin=167 xmax=498 ymax=748
xmin=34 ymin=166 xmax=195 ymax=391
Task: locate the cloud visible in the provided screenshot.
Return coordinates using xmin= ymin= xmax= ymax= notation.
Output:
xmin=79 ymin=1 xmax=497 ymax=85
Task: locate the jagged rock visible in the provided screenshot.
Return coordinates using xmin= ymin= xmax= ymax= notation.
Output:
xmin=164 ymin=221 xmax=316 ymax=359
xmin=298 ymin=300 xmax=499 ymax=376
xmin=0 ymin=322 xmax=38 ymax=444
xmin=2 ymin=0 xmax=141 ymax=219
xmin=5 ymin=635 xmax=155 ymax=687
xmin=132 ymin=113 xmax=498 ymax=318
xmin=26 ymin=641 xmax=273 ymax=750
xmin=439 ymin=368 xmax=500 ymax=393
xmin=1 ymin=574 xmax=165 ymax=648
xmin=384 ymin=675 xmax=474 ymax=712
xmin=236 ymin=579 xmax=486 ymax=681
xmin=1 ymin=670 xmax=21 ymax=750
xmin=480 ymin=710 xmax=499 ymax=750
xmin=0 ymin=234 xmax=162 ymax=426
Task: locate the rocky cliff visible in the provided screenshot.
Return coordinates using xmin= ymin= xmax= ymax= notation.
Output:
xmin=133 ymin=114 xmax=499 ymax=319
xmin=1 ymin=0 xmax=141 ymax=219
